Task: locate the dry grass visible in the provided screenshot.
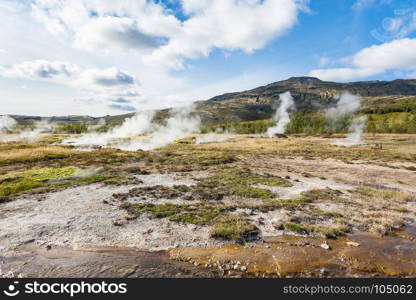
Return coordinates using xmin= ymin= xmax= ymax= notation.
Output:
xmin=184 ymin=134 xmax=416 ymax=163
xmin=1 ymin=134 xmax=415 ymax=238
xmin=0 ymin=146 xmax=74 ymax=164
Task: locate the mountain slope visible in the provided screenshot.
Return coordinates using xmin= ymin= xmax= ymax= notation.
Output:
xmin=194 ymin=77 xmax=416 ymax=124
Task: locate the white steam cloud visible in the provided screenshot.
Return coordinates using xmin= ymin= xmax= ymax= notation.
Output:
xmin=326 ymin=92 xmax=361 ymax=120
xmin=0 ymin=116 xmax=54 ymax=142
xmin=0 ymin=115 xmax=17 ymax=134
xmin=344 ymin=116 xmax=367 ymax=146
xmin=267 ymin=91 xmax=295 ymax=137
xmin=64 ymin=112 xmax=155 ymax=147
xmin=63 ymin=106 xmax=200 ymax=151
xmin=16 ymin=121 xmax=55 ymax=142
xmin=119 ymin=107 xmax=200 ymax=151
xmin=328 ymin=92 xmax=366 ymax=147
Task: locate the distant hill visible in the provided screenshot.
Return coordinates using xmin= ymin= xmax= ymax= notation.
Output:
xmin=194 ymin=77 xmax=416 ymax=124
xmin=7 ymin=77 xmax=416 ymax=126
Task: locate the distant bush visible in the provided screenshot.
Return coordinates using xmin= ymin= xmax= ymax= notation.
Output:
xmin=366 ymin=112 xmax=416 ymax=134
xmin=56 ymin=123 xmax=88 ymax=134
xmin=202 ymin=111 xmax=416 ymax=135
xmin=201 ymin=119 xmax=274 ymax=134
xmin=362 ymin=101 xmax=416 ymax=114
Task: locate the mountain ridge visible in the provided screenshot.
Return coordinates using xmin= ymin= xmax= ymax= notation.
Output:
xmin=5 ymin=77 xmax=416 ymax=126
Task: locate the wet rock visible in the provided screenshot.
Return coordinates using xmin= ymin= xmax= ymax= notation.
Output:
xmin=124 ymin=214 xmax=137 ymax=221
xmin=273 ymin=133 xmax=288 ymax=139
xmin=346 ymin=242 xmax=360 ymax=247
xmin=320 ymin=243 xmax=331 ymax=250
xmin=273 ymin=222 xmax=285 ymax=230
xmin=112 ymin=219 xmax=125 ymax=226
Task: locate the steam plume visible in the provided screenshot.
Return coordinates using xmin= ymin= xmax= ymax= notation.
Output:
xmin=334 ymin=116 xmax=367 ymax=147
xmin=267 ymin=92 xmax=295 ymax=137
xmin=326 ymin=92 xmax=361 ymax=120
xmin=63 ymin=106 xmax=200 ymax=151
xmin=64 ymin=111 xmax=155 ymax=147
xmin=118 ymin=106 xmax=200 ymax=151
xmin=327 ymin=92 xmax=366 ymax=146
xmin=0 ymin=115 xmax=17 ymax=134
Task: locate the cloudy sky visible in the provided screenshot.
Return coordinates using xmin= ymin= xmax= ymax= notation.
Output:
xmin=1 ymin=0 xmax=416 ymax=116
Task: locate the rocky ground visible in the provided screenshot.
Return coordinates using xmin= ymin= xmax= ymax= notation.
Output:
xmin=0 ymin=134 xmax=415 ymax=277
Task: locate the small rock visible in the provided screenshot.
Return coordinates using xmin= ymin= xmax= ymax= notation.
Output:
xmin=320 ymin=243 xmax=331 ymax=250
xmin=241 ymin=266 xmax=247 ymax=272
xmin=112 ymin=219 xmax=124 ymax=226
xmin=347 ymin=242 xmax=360 ymax=247
xmin=273 ymin=222 xmax=285 ymax=230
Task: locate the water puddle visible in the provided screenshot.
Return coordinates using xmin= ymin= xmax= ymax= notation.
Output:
xmin=170 ymin=226 xmax=416 ymax=277
xmin=0 ymin=242 xmax=221 ymax=278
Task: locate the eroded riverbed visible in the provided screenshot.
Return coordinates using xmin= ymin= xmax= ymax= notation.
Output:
xmin=1 ymin=226 xmax=415 ymax=278
xmin=0 ymin=242 xmax=221 ymax=278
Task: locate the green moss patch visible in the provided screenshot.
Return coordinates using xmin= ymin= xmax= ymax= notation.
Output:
xmin=211 ymin=214 xmax=259 ymax=241
xmin=193 ymin=168 xmax=292 ymax=200
xmin=121 ymin=203 xmax=229 ymax=225
xmin=0 ymin=166 xmax=119 ymax=197
xmin=283 ymin=222 xmax=348 ymax=239
xmin=0 ymin=167 xmax=75 ymax=196
xmin=145 ymin=150 xmax=236 ymax=171
xmin=113 ymin=185 xmax=191 ymax=201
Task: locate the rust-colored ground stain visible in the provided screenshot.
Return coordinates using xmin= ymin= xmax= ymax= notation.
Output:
xmin=170 ymin=228 xmax=416 ymax=277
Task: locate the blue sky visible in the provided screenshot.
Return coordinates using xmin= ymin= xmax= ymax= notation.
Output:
xmin=0 ymin=0 xmax=415 ymax=116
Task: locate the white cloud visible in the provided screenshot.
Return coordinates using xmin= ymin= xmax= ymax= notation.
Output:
xmin=75 ymin=67 xmax=136 ymax=88
xmin=318 ymin=56 xmax=331 ymax=67
xmin=352 ymin=0 xmax=376 ymax=11
xmin=74 ymin=17 xmax=159 ymax=52
xmin=0 ymin=60 xmax=137 ymax=90
xmin=309 ymin=67 xmax=381 ymax=82
xmin=0 ymin=0 xmax=306 ymax=116
xmin=30 ymin=0 xmax=303 ymax=69
xmin=144 ymin=0 xmax=301 ymax=69
xmin=0 ymin=60 xmax=79 ymax=81
xmin=30 ymin=0 xmax=181 ymax=52
xmin=309 ymin=38 xmax=416 ymax=81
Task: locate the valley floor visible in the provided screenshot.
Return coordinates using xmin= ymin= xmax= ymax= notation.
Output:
xmin=0 ymin=134 xmax=415 ymax=277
